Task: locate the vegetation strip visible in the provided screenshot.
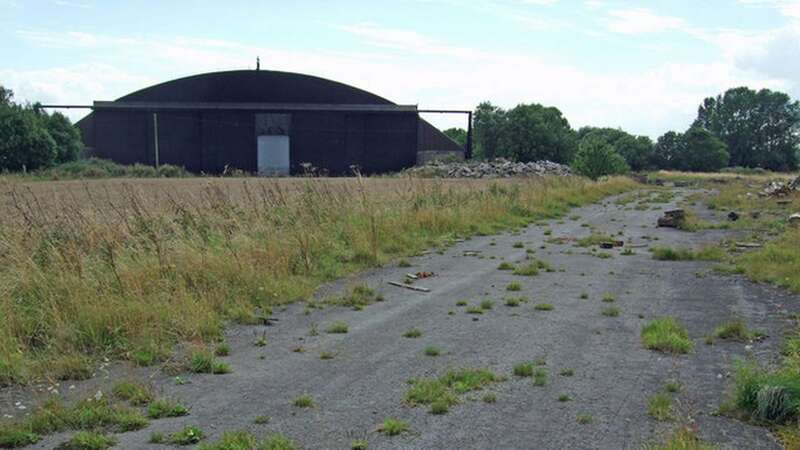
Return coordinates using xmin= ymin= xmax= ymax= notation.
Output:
xmin=0 ymin=176 xmax=636 ymax=384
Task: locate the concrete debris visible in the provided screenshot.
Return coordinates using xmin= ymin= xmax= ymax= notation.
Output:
xmin=761 ymin=175 xmax=800 ymax=197
xmin=657 ymin=209 xmax=686 ymax=228
xmin=407 ymin=158 xmax=572 ymax=178
xmin=728 ymin=211 xmax=740 ymax=221
xmin=789 ymin=213 xmax=800 ymax=227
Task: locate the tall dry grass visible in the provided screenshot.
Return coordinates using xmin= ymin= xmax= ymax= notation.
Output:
xmin=0 ymin=175 xmax=637 ymax=384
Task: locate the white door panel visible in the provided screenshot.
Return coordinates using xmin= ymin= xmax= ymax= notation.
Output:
xmin=257 ymin=135 xmax=290 ymax=176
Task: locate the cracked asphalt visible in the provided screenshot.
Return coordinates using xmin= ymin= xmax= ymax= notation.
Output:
xmin=5 ymin=188 xmax=799 ymax=449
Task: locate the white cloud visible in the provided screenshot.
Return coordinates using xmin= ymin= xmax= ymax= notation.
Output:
xmin=604 ymin=8 xmax=685 ymax=34
xmin=739 ymin=0 xmax=800 ymax=19
xmin=5 ymin=24 xmax=791 ymax=137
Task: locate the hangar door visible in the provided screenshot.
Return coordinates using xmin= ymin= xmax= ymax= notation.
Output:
xmin=256 ymin=114 xmax=291 ymax=175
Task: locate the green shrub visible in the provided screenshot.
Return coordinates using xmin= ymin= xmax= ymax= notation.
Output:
xmin=572 ymin=137 xmax=629 ymax=180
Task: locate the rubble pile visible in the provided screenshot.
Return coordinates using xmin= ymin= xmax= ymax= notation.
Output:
xmin=406 ymin=158 xmax=573 ymax=178
xmin=761 ymin=175 xmax=800 ymax=197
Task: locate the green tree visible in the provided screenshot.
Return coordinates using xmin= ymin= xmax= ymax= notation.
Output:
xmin=0 ymin=105 xmax=57 ymax=171
xmin=0 ymin=85 xmax=83 ymax=171
xmin=571 ymin=136 xmax=629 ymax=180
xmin=0 ymin=86 xmax=12 ymax=106
xmin=45 ymin=112 xmax=83 ymax=163
xmin=500 ymin=103 xmax=577 ymax=163
xmin=473 ymin=102 xmax=506 ymax=160
xmin=443 ymin=127 xmax=467 ymax=147
xmin=694 ymin=86 xmax=800 ymax=170
xmin=678 ymin=127 xmax=729 ymax=172
xmin=651 ymin=131 xmax=683 ymax=170
xmin=578 ymin=127 xmax=653 ymax=171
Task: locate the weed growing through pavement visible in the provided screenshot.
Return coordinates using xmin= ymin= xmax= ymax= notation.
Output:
xmin=214 ymin=342 xmax=230 ymax=357
xmin=147 ymin=399 xmax=189 ymax=419
xmin=169 ymin=426 xmax=204 ymax=445
xmin=513 ymin=362 xmax=534 ymax=377
xmin=713 ymin=319 xmax=762 ymax=341
xmin=326 ymin=321 xmax=349 ymax=334
xmin=378 ymin=418 xmax=409 ymax=436
xmin=403 ymin=328 xmax=422 ymax=338
xmin=254 ymin=332 xmax=267 ymax=347
xmin=57 ymin=431 xmax=116 ymax=450
xmin=533 ymin=368 xmax=548 ymax=386
xmin=647 ymin=393 xmax=674 ymax=421
xmin=253 ymin=415 xmax=270 ymax=424
xmin=506 ymin=282 xmax=522 ymax=292
xmin=293 ymin=394 xmax=314 ymax=408
xmin=601 ymin=307 xmax=620 ymax=317
xmin=497 ymin=262 xmax=515 ymax=271
xmin=424 ymin=346 xmax=441 ymax=357
xmin=189 ymin=350 xmax=231 ymax=374
xmin=641 ymin=318 xmax=693 ymax=354
xmin=406 ymin=368 xmax=501 ymax=414
xmin=112 ymin=381 xmax=153 ymax=406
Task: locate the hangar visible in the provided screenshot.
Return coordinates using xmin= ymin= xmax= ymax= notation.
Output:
xmin=74 ymin=70 xmax=468 ymax=175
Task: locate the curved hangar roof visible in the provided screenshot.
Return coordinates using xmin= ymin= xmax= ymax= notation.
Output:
xmin=117 ymin=70 xmax=399 ymax=106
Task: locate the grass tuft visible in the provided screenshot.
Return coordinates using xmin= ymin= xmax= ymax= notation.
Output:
xmin=647 ymin=393 xmax=674 ymax=421
xmin=293 ymin=393 xmax=314 ymax=408
xmin=424 ymin=346 xmax=441 ymax=357
xmin=169 ymin=426 xmax=204 ymax=445
xmin=326 ymin=321 xmax=349 ymax=334
xmin=57 ymin=431 xmax=116 ymax=450
xmin=403 ymin=328 xmax=422 ymax=338
xmin=378 ymin=418 xmax=409 ymax=436
xmin=196 ymin=431 xmax=299 ymax=450
xmin=601 ymin=306 xmax=620 ymax=317
xmin=713 ymin=319 xmax=761 ymax=341
xmin=147 ymin=399 xmax=189 ymax=419
xmin=641 ymin=318 xmax=694 ymax=354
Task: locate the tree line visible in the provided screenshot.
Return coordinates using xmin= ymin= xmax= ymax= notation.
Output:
xmin=0 ymin=86 xmax=83 ymax=172
xmin=445 ymin=86 xmax=800 ymax=178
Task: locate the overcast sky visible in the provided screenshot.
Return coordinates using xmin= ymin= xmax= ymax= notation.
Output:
xmin=1 ymin=0 xmax=799 ymax=137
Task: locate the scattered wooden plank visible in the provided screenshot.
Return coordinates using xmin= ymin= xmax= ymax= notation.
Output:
xmin=388 ymin=281 xmax=430 ymax=293
xmin=735 ymin=242 xmax=763 ymax=248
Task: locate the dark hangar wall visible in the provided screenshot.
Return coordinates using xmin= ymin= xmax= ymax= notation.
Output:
xmin=78 ymin=70 xmax=460 ymax=175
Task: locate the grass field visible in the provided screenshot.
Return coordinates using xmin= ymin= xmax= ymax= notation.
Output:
xmin=0 ymin=175 xmax=637 ymax=385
